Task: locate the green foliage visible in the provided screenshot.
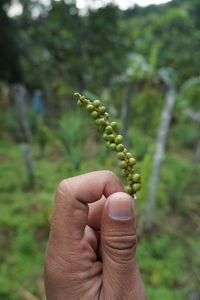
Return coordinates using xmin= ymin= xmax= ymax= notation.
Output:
xmin=139 ymin=149 xmax=153 ymax=204
xmin=57 ymin=108 xmax=90 ymax=169
xmin=161 ymin=154 xmax=192 ymax=206
xmin=128 ymin=127 xmax=152 ymax=160
xmin=35 ymin=124 xmax=53 ymax=156
xmin=169 ymin=119 xmax=199 ymax=150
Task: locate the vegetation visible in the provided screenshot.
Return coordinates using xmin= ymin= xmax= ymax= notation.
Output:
xmin=0 ymin=0 xmax=200 ymax=299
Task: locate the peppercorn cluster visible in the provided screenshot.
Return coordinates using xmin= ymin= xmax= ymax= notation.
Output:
xmin=74 ymin=92 xmax=141 ymax=197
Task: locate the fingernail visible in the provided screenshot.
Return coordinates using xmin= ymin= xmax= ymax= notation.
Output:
xmin=108 ymin=197 xmax=133 ymax=221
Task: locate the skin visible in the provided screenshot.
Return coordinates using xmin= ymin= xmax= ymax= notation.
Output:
xmin=44 ymin=170 xmax=146 ymax=300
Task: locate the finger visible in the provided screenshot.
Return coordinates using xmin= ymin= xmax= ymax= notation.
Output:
xmin=101 ymin=192 xmax=145 ymax=299
xmin=88 ymin=196 xmax=106 ymax=230
xmin=49 ymin=171 xmax=123 ymax=246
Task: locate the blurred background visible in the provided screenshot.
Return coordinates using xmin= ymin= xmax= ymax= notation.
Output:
xmin=0 ymin=0 xmax=200 ymax=299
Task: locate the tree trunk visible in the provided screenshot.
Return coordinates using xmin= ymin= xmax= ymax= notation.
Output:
xmin=11 ymin=84 xmax=35 ymax=186
xmin=144 ymin=86 xmax=177 ymax=229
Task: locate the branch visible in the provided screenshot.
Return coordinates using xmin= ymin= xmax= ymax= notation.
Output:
xmin=184 ymin=109 xmax=200 ymax=122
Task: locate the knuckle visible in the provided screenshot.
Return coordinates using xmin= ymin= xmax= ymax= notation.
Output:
xmin=105 ymin=170 xmax=118 ymax=180
xmin=103 ymin=170 xmax=120 ymax=185
xmin=102 ymin=233 xmax=137 ymax=262
xmin=56 ymin=179 xmax=74 ymax=201
xmin=57 ymin=179 xmax=69 ymax=194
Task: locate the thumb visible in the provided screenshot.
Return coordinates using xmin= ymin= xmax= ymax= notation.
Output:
xmin=101 ymin=192 xmax=145 ymax=300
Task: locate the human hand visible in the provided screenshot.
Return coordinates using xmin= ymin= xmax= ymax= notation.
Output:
xmin=44 ymin=171 xmax=145 ymax=300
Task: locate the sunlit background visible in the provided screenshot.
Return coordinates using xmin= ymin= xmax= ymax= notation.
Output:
xmin=9 ymin=0 xmax=173 ymax=16
xmin=0 ymin=0 xmax=200 ymax=299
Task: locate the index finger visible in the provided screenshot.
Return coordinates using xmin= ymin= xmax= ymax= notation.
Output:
xmin=49 ymin=170 xmax=124 ymax=244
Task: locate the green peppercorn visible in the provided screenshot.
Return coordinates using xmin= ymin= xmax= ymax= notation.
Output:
xmin=117 ymin=152 xmax=125 ymax=160
xmin=129 ymin=157 xmax=136 ymax=165
xmin=119 ymin=161 xmax=127 ymax=169
xmin=93 ymin=100 xmax=101 ymax=107
xmin=110 ymin=121 xmax=117 ymax=129
xmin=108 ymin=134 xmax=115 ymax=142
xmin=124 ymin=185 xmax=133 ymax=194
xmin=104 ymin=112 xmax=109 ymax=119
xmin=105 ymin=126 xmax=113 ymax=134
xmin=99 ymin=118 xmax=106 ymax=125
xmin=116 ymin=144 xmax=124 ymax=152
xmin=105 ymin=142 xmax=110 ymax=149
xmin=109 ymin=143 xmax=116 ymax=151
xmin=95 ymin=118 xmax=101 ymax=125
xmin=86 ymin=104 xmax=94 ymax=112
xmin=115 ymin=135 xmax=123 ymax=144
xmin=128 ymin=173 xmax=133 ymax=181
xmin=126 ymin=152 xmax=132 ymax=159
xmin=80 ymin=96 xmax=88 ymax=104
xmin=102 ymin=133 xmax=108 ymax=141
xmin=91 ymin=111 xmax=99 ymax=119
xmin=99 ymin=106 xmax=106 ymax=113
xmin=132 ymin=183 xmax=141 ymax=192
xmin=121 ymin=169 xmax=127 ymax=178
xmin=77 ymin=99 xmax=83 ymax=106
xmin=132 ymin=173 xmax=141 ymax=182
xmin=74 ymin=92 xmax=142 ymax=196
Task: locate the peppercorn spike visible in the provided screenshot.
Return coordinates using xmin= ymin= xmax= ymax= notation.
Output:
xmin=74 ymin=92 xmax=141 ymax=198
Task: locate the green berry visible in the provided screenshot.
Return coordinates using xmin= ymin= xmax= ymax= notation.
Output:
xmin=95 ymin=118 xmax=101 ymax=125
xmin=104 ymin=112 xmax=109 ymax=119
xmin=93 ymin=100 xmax=101 ymax=107
xmin=119 ymin=161 xmax=127 ymax=169
xmin=77 ymin=99 xmax=83 ymax=106
xmin=105 ymin=142 xmax=110 ymax=149
xmin=129 ymin=157 xmax=136 ymax=165
xmin=115 ymin=135 xmax=123 ymax=144
xmin=102 ymin=133 xmax=108 ymax=141
xmin=108 ymin=134 xmax=115 ymax=142
xmin=86 ymin=104 xmax=94 ymax=112
xmin=126 ymin=152 xmax=132 ymax=159
xmin=128 ymin=173 xmax=133 ymax=181
xmin=109 ymin=143 xmax=116 ymax=151
xmin=121 ymin=169 xmax=127 ymax=178
xmin=75 ymin=93 xmax=142 ymax=195
xmin=132 ymin=183 xmax=141 ymax=192
xmin=105 ymin=126 xmax=113 ymax=134
xmin=116 ymin=144 xmax=124 ymax=152
xmin=117 ymin=152 xmax=125 ymax=160
xmin=91 ymin=111 xmax=99 ymax=119
xmin=99 ymin=106 xmax=106 ymax=113
xmin=132 ymin=173 xmax=141 ymax=182
xmin=124 ymin=185 xmax=133 ymax=194
xmin=110 ymin=121 xmax=117 ymax=129
xmin=80 ymin=96 xmax=88 ymax=104
xmin=99 ymin=118 xmax=106 ymax=125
